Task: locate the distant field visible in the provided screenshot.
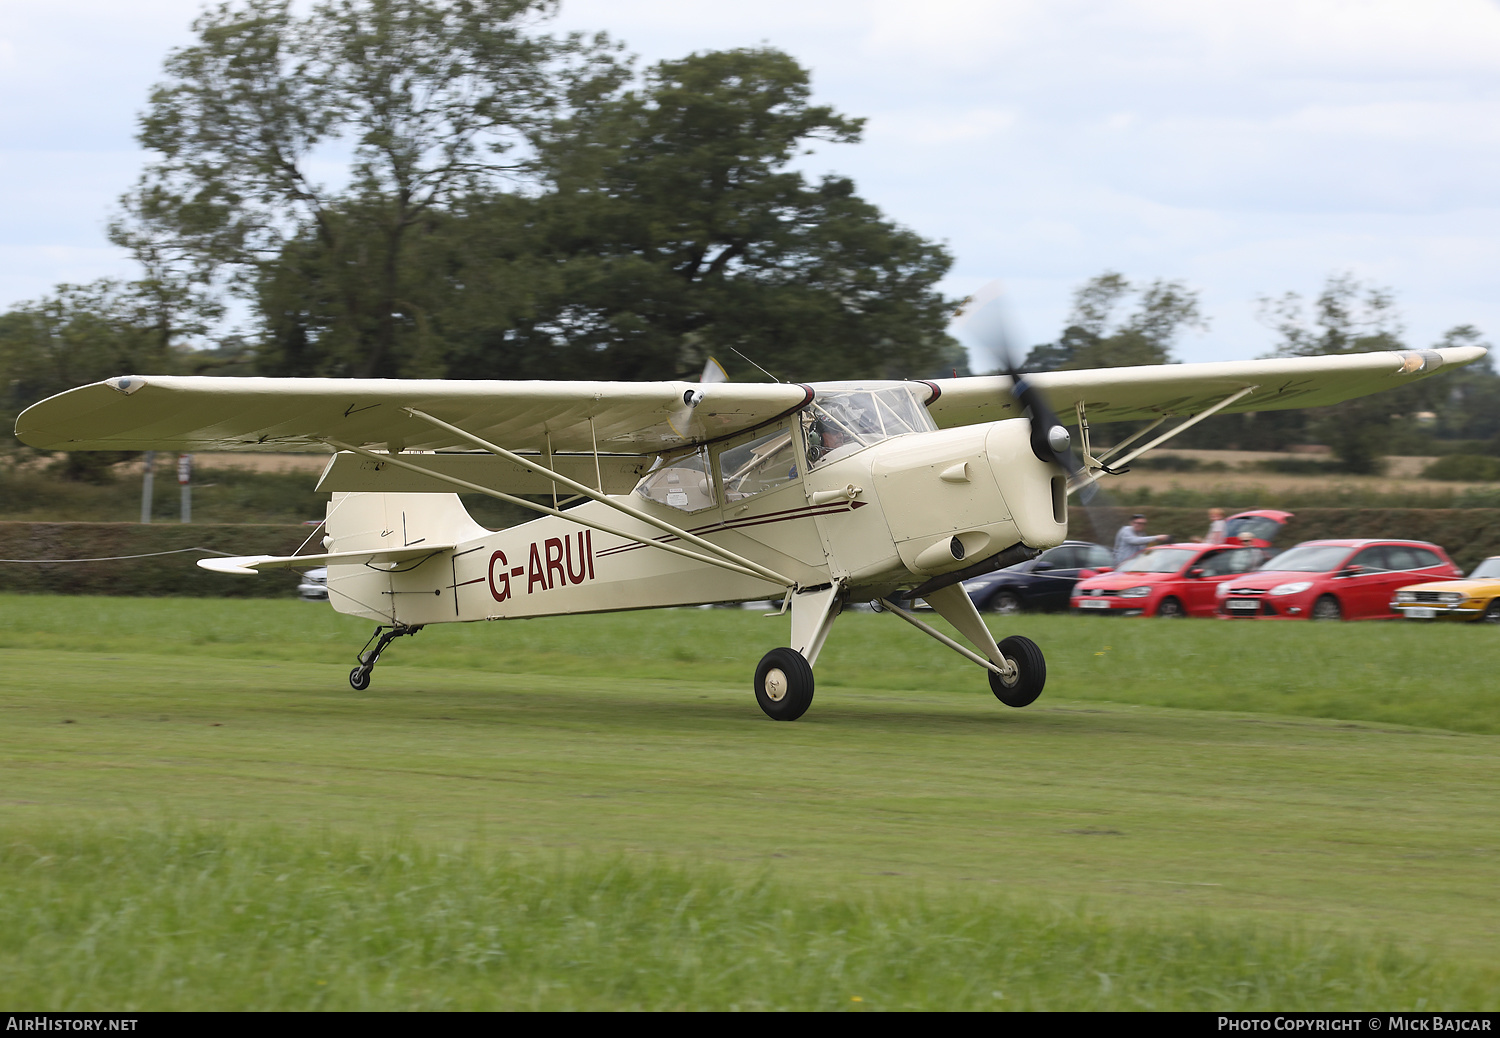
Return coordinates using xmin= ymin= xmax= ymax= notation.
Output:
xmin=5 ymin=450 xmax=1498 ymax=528
xmin=1 ymin=596 xmax=1497 ymax=1009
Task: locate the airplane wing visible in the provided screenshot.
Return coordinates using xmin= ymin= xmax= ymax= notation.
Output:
xmin=923 ymin=346 xmax=1489 ymax=428
xmin=15 ymin=375 xmax=813 ymax=455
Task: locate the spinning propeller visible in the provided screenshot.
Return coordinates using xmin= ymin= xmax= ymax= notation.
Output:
xmin=955 ymin=282 xmax=1088 ymax=490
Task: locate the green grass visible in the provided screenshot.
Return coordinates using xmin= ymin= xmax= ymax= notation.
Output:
xmin=2 ymin=596 xmax=1498 ymax=1009
xmin=2 ymin=827 xmax=1486 ymax=1011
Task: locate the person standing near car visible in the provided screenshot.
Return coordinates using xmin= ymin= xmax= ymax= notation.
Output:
xmin=1114 ymin=514 xmax=1169 ymax=567
xmin=1203 ymin=508 xmax=1227 ymax=544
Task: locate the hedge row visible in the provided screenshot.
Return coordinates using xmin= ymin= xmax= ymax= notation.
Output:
xmin=1069 ymin=508 xmax=1500 ymax=571
xmin=4 ymin=509 xmax=1499 ymax=597
xmin=0 ymin=523 xmax=314 ymax=597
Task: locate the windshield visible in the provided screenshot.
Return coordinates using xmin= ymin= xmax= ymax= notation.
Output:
xmin=1263 ymin=544 xmax=1352 ymax=572
xmin=1118 ymin=548 xmax=1196 ymax=574
xmin=1469 ymin=558 xmax=1500 ymax=580
xmin=1225 ymin=515 xmax=1282 ymax=541
xmin=804 ymin=384 xmax=937 ymax=467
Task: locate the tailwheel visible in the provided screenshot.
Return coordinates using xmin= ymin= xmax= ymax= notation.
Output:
xmin=989 ymin=635 xmax=1046 ymax=708
xmin=754 ymin=647 xmax=815 ymax=721
xmin=347 ymin=624 xmax=421 ymax=690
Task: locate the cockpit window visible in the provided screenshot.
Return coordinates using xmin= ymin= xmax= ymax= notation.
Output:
xmin=804 ymin=385 xmax=936 ymax=467
xmin=719 ymin=426 xmax=799 ymax=502
xmin=635 ymin=447 xmax=716 ymax=512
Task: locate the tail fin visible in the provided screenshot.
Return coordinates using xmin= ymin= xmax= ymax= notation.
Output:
xmin=322 ymin=492 xmax=490 ymax=621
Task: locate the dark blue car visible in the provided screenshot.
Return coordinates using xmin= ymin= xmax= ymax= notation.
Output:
xmin=963 ymin=540 xmax=1115 ymax=614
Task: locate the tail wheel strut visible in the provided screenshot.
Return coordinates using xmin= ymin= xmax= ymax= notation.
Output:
xmin=349 ymin=624 xmax=421 ymax=690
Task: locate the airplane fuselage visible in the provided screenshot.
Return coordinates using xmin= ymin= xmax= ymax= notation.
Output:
xmin=323 ymin=415 xmax=1068 ymax=627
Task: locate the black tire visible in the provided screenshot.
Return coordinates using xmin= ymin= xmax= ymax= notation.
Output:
xmin=988 ymin=590 xmax=1023 ymax=615
xmin=1155 ymin=596 xmax=1185 ymax=619
xmin=1311 ymin=595 xmax=1343 ymax=621
xmin=349 ymin=667 xmax=371 ymax=691
xmin=754 ymin=647 xmax=815 ymax=721
xmin=989 ymin=635 xmax=1046 ymax=708
xmin=1482 ymin=600 xmax=1500 ymax=625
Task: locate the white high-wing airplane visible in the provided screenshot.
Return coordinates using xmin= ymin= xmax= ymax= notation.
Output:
xmin=16 ymin=343 xmax=1484 ymax=720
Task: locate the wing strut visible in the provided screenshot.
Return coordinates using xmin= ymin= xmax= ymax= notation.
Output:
xmin=877 ymin=597 xmax=1013 ymax=678
xmin=1068 ymin=385 xmax=1258 ymax=496
xmin=399 ymin=407 xmax=797 ymax=587
xmin=325 ymin=437 xmax=796 ymax=589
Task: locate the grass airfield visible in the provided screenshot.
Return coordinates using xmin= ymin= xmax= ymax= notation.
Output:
xmin=1 ymin=594 xmax=1497 ymax=1009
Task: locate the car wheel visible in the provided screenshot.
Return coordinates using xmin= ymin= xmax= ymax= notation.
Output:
xmin=989 ymin=591 xmax=1022 ymax=615
xmin=1482 ymin=600 xmax=1500 ymax=625
xmin=1311 ymin=595 xmax=1343 ymax=621
xmin=1155 ymin=596 xmax=1185 ymax=619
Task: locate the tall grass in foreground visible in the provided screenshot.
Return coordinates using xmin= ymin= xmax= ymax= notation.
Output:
xmin=0 ymin=826 xmax=1488 ymax=1011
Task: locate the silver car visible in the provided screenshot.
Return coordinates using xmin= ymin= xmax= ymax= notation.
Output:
xmin=297 ymin=567 xmax=329 ymax=601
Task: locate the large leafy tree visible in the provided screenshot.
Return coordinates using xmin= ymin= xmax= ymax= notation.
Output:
xmin=437 ymin=48 xmax=962 ymax=382
xmin=1256 ymin=274 xmax=1409 ymax=473
xmin=118 ymin=0 xmax=591 ymax=378
xmin=1021 ymin=271 xmax=1207 ymax=372
xmin=0 ymin=281 xmax=186 ymax=476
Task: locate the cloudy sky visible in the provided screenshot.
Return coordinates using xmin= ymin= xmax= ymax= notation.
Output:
xmin=3 ymin=0 xmax=1498 ymax=364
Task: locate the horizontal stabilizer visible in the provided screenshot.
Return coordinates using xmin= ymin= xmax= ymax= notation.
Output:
xmin=197 ymin=544 xmax=455 ymax=576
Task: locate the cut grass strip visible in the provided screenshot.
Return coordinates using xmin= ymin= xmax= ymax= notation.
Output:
xmin=2 ymin=595 xmax=1497 ymax=734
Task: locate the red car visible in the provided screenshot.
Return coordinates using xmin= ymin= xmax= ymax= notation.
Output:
xmin=1215 ymin=539 xmax=1462 ymax=620
xmin=1225 ymin=509 xmax=1293 ymax=549
xmin=1071 ymin=542 xmax=1268 ymax=618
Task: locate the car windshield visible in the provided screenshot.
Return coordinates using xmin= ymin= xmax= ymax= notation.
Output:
xmin=1264 ymin=544 xmax=1352 ymax=572
xmin=1225 ymin=515 xmax=1282 ymax=541
xmin=1117 ymin=548 xmax=1195 ymax=574
xmin=1468 ymin=558 xmax=1500 ymax=580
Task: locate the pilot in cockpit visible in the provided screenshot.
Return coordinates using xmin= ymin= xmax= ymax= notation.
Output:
xmin=807 ymin=416 xmax=860 ymax=466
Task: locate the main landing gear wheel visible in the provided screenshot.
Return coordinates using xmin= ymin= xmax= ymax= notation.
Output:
xmin=349 ymin=666 xmax=372 ymax=691
xmin=989 ymin=635 xmax=1046 ymax=708
xmin=754 ymin=647 xmax=815 ymax=721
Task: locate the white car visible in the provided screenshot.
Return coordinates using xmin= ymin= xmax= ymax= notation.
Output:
xmin=297 ymin=567 xmax=328 ymax=601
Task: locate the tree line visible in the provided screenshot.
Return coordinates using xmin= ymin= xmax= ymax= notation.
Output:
xmin=1 ymin=0 xmax=1493 ymax=482
xmin=1019 ymin=271 xmax=1498 ymax=474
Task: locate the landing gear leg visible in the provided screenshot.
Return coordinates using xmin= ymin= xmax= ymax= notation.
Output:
xmin=751 ymin=583 xmax=843 ymax=721
xmin=349 ymin=624 xmax=421 ymax=690
xmin=878 ymin=588 xmax=1048 ymax=709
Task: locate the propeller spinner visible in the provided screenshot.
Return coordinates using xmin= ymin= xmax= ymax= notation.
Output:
xmin=955 ymin=282 xmax=1083 ymax=482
